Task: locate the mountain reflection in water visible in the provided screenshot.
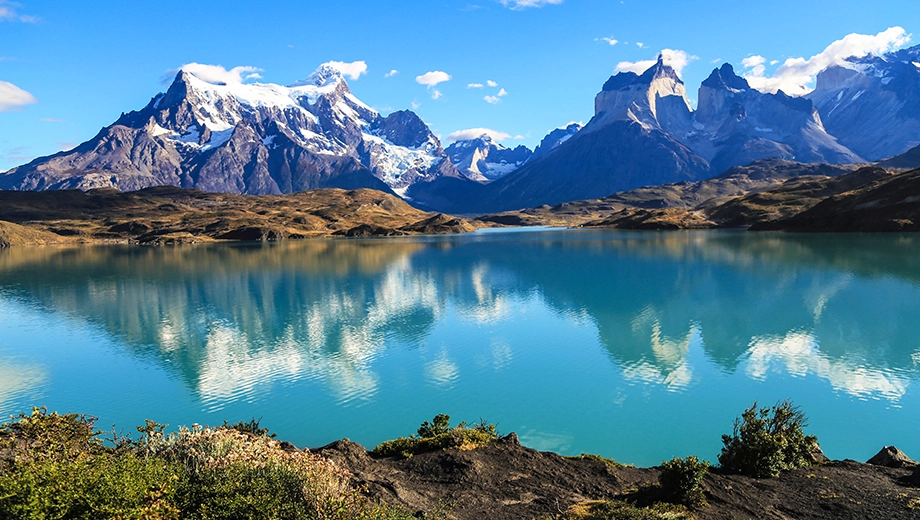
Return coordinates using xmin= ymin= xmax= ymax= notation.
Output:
xmin=1 ymin=230 xmax=918 ymax=463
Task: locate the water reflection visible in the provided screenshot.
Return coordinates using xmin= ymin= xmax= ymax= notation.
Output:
xmin=1 ymin=231 xmax=919 ymax=411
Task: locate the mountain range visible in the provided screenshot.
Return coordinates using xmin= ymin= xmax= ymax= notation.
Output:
xmin=2 ymin=44 xmax=920 ymax=214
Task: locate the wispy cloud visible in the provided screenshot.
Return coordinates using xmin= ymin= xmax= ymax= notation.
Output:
xmin=484 ymin=95 xmax=501 ymax=104
xmin=411 ymin=100 xmax=421 ymax=110
xmin=467 ymin=83 xmax=484 ymax=89
xmin=487 ymin=80 xmax=498 ymax=87
xmin=167 ymin=63 xmax=263 ymax=85
xmin=431 ymin=89 xmax=443 ymax=100
xmin=742 ymin=26 xmax=911 ymax=96
xmin=497 ymin=0 xmax=562 ymax=9
xmin=447 ymin=128 xmax=512 ymax=142
xmin=614 ymin=49 xmax=697 ymax=77
xmin=40 ymin=117 xmax=65 ymax=122
xmin=595 ymin=36 xmax=619 ymax=46
xmin=0 ymin=80 xmax=37 ymax=111
xmin=384 ymin=69 xmax=399 ymax=78
xmin=0 ymin=1 xmax=38 ymax=23
xmin=636 ymin=42 xmax=647 ymax=49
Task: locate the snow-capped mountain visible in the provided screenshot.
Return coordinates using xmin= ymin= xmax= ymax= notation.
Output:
xmin=807 ymin=44 xmax=920 ymax=161
xmin=0 ymin=64 xmax=461 ymax=196
xmin=526 ymin=122 xmax=583 ymax=163
xmin=444 ymin=134 xmax=532 ymax=182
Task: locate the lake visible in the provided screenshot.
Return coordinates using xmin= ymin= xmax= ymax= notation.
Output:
xmin=1 ymin=229 xmax=919 ymax=467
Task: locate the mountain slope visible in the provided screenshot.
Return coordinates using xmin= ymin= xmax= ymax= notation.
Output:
xmin=686 ymin=64 xmax=863 ymax=173
xmin=807 ymin=44 xmax=920 ymax=161
xmin=0 ymin=64 xmax=462 ymax=198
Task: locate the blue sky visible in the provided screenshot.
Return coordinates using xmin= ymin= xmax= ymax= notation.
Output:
xmin=1 ymin=0 xmax=918 ymax=171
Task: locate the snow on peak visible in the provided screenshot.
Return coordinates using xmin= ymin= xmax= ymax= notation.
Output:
xmin=296 ymin=63 xmax=345 ymax=88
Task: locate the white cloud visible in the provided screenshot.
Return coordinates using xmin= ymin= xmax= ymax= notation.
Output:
xmin=484 ymin=95 xmax=501 ymax=104
xmin=487 ymin=80 xmax=498 ymax=87
xmin=742 ymin=26 xmax=911 ymax=96
xmin=431 ymin=89 xmax=443 ymax=100
xmin=384 ymin=69 xmax=399 ymax=78
xmin=741 ymin=55 xmax=767 ymax=77
xmin=636 ymin=42 xmax=647 ymax=49
xmin=172 ymin=63 xmax=263 ymax=85
xmin=497 ymin=88 xmax=508 ymax=97
xmin=595 ymin=36 xmax=618 ymax=46
xmin=497 ymin=0 xmax=563 ymax=10
xmin=447 ymin=128 xmax=512 ymax=142
xmin=411 ymin=100 xmax=421 ymax=110
xmin=416 ymin=70 xmax=451 ymax=87
xmin=770 ymin=60 xmax=779 ymax=66
xmin=614 ymin=49 xmax=696 ymax=77
xmin=0 ymin=1 xmax=37 ymax=23
xmin=0 ymin=80 xmax=37 ymax=111
xmin=467 ymin=83 xmax=484 ymax=88
xmin=742 ymin=55 xmax=766 ymax=68
xmin=323 ymin=60 xmax=368 ymax=80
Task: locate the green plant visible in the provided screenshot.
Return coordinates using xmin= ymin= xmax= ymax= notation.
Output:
xmin=658 ymin=456 xmax=710 ymax=507
xmin=0 ymin=409 xmax=422 ymax=520
xmin=718 ymin=400 xmax=819 ymax=478
xmin=222 ymin=417 xmax=276 ymax=438
xmin=372 ymin=415 xmax=498 ymax=458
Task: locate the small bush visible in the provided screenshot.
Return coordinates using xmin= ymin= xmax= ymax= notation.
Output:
xmin=222 ymin=417 xmax=276 ymax=438
xmin=0 ymin=409 xmax=421 ymax=520
xmin=372 ymin=415 xmax=498 ymax=458
xmin=658 ymin=456 xmax=709 ymax=507
xmin=718 ymin=400 xmax=819 ymax=478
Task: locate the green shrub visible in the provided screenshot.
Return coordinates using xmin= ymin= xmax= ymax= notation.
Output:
xmin=0 ymin=409 xmax=421 ymax=520
xmin=658 ymin=456 xmax=709 ymax=507
xmin=372 ymin=415 xmax=498 ymax=458
xmin=718 ymin=400 xmax=819 ymax=478
xmin=222 ymin=417 xmax=276 ymax=438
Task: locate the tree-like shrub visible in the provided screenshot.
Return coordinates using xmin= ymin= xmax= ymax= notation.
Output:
xmin=372 ymin=414 xmax=498 ymax=458
xmin=718 ymin=400 xmax=819 ymax=478
xmin=658 ymin=456 xmax=710 ymax=507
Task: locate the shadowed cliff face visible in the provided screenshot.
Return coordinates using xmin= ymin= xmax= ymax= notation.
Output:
xmin=2 ymin=231 xmax=919 ymax=409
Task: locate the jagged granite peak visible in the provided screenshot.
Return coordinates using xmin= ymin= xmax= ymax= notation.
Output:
xmin=687 ymin=62 xmax=862 ymax=173
xmin=592 ymin=54 xmax=693 ymax=132
xmin=444 ymin=134 xmax=532 ymax=182
xmin=0 ymin=63 xmax=461 ymax=199
xmin=526 ymin=123 xmax=583 ymax=163
xmin=807 ymin=44 xmax=920 ymax=160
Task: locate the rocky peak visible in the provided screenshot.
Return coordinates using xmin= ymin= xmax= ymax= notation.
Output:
xmin=701 ymin=63 xmax=751 ymax=91
xmin=593 ymin=54 xmax=692 ymax=131
xmin=371 ymin=110 xmax=442 ymax=150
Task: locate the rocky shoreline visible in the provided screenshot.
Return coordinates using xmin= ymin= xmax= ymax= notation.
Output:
xmin=317 ymin=435 xmax=920 ymax=519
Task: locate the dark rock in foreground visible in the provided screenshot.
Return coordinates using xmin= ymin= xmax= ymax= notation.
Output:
xmin=315 ymin=437 xmax=920 ymax=520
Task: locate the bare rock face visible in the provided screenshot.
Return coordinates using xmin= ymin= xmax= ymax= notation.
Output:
xmin=0 ymin=65 xmax=459 ymax=203
xmin=867 ymin=446 xmax=918 ymax=468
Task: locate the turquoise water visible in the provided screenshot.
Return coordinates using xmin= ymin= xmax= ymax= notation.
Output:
xmin=1 ymin=229 xmax=919 ymax=467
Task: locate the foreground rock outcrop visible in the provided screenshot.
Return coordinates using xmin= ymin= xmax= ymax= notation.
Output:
xmin=315 ymin=437 xmax=920 ymax=520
